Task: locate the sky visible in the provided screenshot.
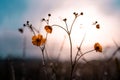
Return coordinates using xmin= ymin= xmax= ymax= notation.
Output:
xmin=0 ymin=0 xmax=120 ymax=60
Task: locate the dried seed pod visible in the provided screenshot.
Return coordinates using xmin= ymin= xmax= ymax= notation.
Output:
xmin=80 ymin=12 xmax=83 ymax=15
xmin=18 ymin=28 xmax=24 ymax=33
xmin=63 ymin=18 xmax=67 ymax=22
xmin=48 ymin=14 xmax=51 ymax=17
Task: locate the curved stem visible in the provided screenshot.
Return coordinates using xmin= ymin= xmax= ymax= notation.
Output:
xmin=32 ymin=26 xmax=39 ymax=33
xmin=76 ymin=49 xmax=95 ymax=64
xmin=73 ymin=50 xmax=80 ymax=68
xmin=51 ymin=24 xmax=68 ymax=33
xmin=52 ymin=24 xmax=73 ymax=80
xmin=69 ymin=17 xmax=77 ymax=34
xmin=74 ymin=32 xmax=86 ymax=66
xmin=72 ymin=49 xmax=94 ymax=76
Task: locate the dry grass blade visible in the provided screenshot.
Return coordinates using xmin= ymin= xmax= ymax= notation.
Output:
xmin=108 ymin=39 xmax=120 ymax=62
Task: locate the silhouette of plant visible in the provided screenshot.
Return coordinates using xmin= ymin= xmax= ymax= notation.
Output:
xmin=18 ymin=12 xmax=103 ymax=80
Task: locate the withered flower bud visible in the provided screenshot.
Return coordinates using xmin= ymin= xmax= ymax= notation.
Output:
xmin=23 ymin=24 xmax=26 ymax=27
xmin=18 ymin=28 xmax=23 ymax=33
xmin=63 ymin=18 xmax=67 ymax=22
xmin=27 ymin=21 xmax=29 ymax=25
xmin=48 ymin=14 xmax=51 ymax=17
xmin=80 ymin=12 xmax=83 ymax=15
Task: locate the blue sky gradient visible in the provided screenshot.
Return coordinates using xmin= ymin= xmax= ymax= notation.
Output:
xmin=0 ymin=0 xmax=27 ymax=29
xmin=0 ymin=0 xmax=120 ymax=59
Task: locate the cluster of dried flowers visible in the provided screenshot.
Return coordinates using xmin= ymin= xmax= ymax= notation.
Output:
xmin=18 ymin=12 xmax=102 ymax=52
xmin=18 ymin=14 xmax=53 ymax=47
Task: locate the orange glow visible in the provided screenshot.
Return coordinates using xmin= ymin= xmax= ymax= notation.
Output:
xmin=44 ymin=25 xmax=52 ymax=33
xmin=32 ymin=34 xmax=46 ymax=46
xmin=94 ymin=42 xmax=102 ymax=52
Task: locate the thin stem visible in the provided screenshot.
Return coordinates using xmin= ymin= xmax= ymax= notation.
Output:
xmin=26 ymin=25 xmax=36 ymax=35
xmin=47 ymin=16 xmax=50 ymax=25
xmin=23 ymin=36 xmax=26 ymax=59
xmin=69 ymin=16 xmax=77 ymax=34
xmin=44 ymin=20 xmax=48 ymax=25
xmin=68 ymin=34 xmax=73 ymax=65
xmin=57 ymin=36 xmax=66 ymax=61
xmin=73 ymin=32 xmax=86 ymax=67
xmin=10 ymin=62 xmax=15 ymax=80
xmin=32 ymin=26 xmax=39 ymax=33
xmin=64 ymin=21 xmax=69 ymax=31
xmin=39 ymin=47 xmax=46 ymax=65
xmin=68 ymin=34 xmax=73 ymax=80
xmin=107 ymin=39 xmax=120 ymax=62
xmin=71 ymin=31 xmax=87 ymax=77
xmin=44 ymin=33 xmax=50 ymax=61
xmin=73 ymin=50 xmax=80 ymax=68
xmin=52 ymin=24 xmax=68 ymax=33
xmin=76 ymin=49 xmax=95 ymax=64
xmin=79 ymin=32 xmax=87 ymax=49
xmin=51 ymin=24 xmax=73 ymax=80
xmin=71 ymin=49 xmax=94 ymax=76
xmin=107 ymin=48 xmax=120 ymax=62
xmin=112 ymin=38 xmax=119 ymax=48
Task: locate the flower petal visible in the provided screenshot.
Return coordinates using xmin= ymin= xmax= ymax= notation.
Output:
xmin=38 ymin=34 xmax=43 ymax=39
xmin=44 ymin=25 xmax=52 ymax=33
xmin=32 ymin=35 xmax=37 ymax=41
xmin=94 ymin=42 xmax=102 ymax=52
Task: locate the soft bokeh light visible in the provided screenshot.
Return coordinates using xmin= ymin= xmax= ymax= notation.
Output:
xmin=0 ymin=0 xmax=120 ymax=61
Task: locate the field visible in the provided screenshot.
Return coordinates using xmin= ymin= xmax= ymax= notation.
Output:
xmin=0 ymin=58 xmax=120 ymax=80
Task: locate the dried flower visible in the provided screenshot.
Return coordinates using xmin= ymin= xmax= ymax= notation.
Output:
xmin=42 ymin=18 xmax=45 ymax=21
xmin=29 ymin=24 xmax=34 ymax=32
xmin=48 ymin=14 xmax=51 ymax=17
xmin=96 ymin=24 xmax=100 ymax=29
xmin=18 ymin=28 xmax=23 ymax=33
xmin=63 ymin=18 xmax=67 ymax=22
xmin=44 ymin=25 xmax=52 ymax=33
xmin=94 ymin=42 xmax=102 ymax=52
xmin=73 ymin=12 xmax=76 ymax=15
xmin=27 ymin=21 xmax=29 ymax=25
xmin=32 ymin=34 xmax=46 ymax=46
xmin=73 ymin=12 xmax=78 ymax=17
xmin=80 ymin=12 xmax=83 ymax=15
xmin=23 ymin=24 xmax=26 ymax=27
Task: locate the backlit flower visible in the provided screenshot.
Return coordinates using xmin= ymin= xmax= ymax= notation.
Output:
xmin=96 ymin=24 xmax=100 ymax=29
xmin=94 ymin=42 xmax=102 ymax=52
xmin=44 ymin=25 xmax=52 ymax=33
xmin=32 ymin=34 xmax=46 ymax=46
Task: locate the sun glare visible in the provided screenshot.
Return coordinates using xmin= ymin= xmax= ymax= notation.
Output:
xmin=49 ymin=6 xmax=105 ymax=47
xmin=36 ymin=3 xmax=117 ymax=60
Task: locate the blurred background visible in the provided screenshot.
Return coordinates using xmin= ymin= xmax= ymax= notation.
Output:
xmin=0 ymin=0 xmax=120 ymax=80
xmin=0 ymin=0 xmax=120 ymax=60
